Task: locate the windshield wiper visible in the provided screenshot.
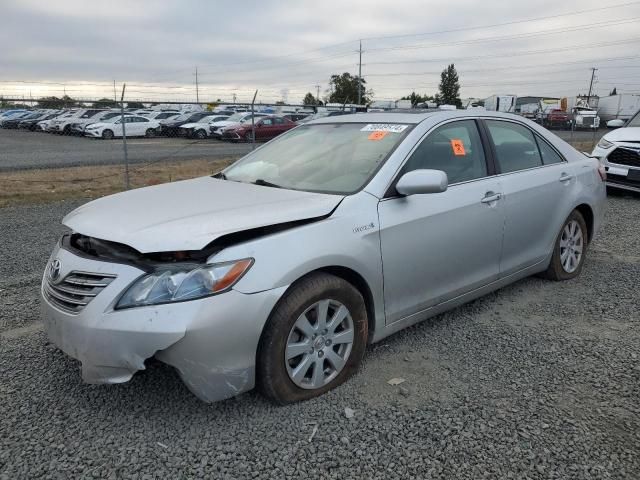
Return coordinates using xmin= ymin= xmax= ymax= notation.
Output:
xmin=212 ymin=172 xmax=227 ymax=180
xmin=252 ymin=179 xmax=282 ymax=189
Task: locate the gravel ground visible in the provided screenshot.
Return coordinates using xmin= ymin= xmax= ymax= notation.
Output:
xmin=1 ymin=194 xmax=639 ymax=479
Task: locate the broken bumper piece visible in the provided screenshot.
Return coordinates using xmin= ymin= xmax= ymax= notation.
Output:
xmin=41 ymin=243 xmax=287 ymax=402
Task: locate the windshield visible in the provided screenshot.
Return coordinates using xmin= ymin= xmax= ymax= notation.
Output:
xmin=226 ymin=113 xmax=245 ymax=122
xmin=224 ymin=122 xmax=411 ymax=194
xmin=100 ymin=112 xmax=120 ymax=121
xmin=156 ymin=112 xmax=177 ymax=119
xmin=627 ymin=111 xmax=640 ymax=127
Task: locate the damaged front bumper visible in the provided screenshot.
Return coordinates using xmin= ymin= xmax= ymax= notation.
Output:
xmin=41 ymin=243 xmax=287 ymax=402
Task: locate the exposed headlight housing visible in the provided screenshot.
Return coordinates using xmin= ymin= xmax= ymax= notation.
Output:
xmin=116 ymin=259 xmax=253 ymax=309
xmin=597 ymin=138 xmax=614 ymax=149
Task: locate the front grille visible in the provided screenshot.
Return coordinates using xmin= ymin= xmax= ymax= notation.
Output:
xmin=607 ymin=173 xmax=640 ymax=189
xmin=582 ymin=117 xmax=594 ymax=126
xmin=608 ymin=147 xmax=640 ymax=168
xmin=44 ymin=271 xmax=116 ymax=314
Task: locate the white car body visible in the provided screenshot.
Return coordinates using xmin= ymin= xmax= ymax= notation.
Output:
xmin=179 ymin=115 xmax=229 ymax=137
xmin=606 ymin=119 xmax=626 ymax=129
xmin=39 ymin=111 xmax=77 ymax=131
xmin=591 ymin=109 xmax=640 ymax=192
xmin=84 ymin=115 xmax=161 ymax=139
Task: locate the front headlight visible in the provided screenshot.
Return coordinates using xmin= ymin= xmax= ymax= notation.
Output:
xmin=597 ymin=138 xmax=614 ymax=149
xmin=116 ymin=258 xmax=253 ymax=309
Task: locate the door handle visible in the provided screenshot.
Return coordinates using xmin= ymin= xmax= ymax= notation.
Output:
xmin=481 ymin=192 xmax=502 ymax=204
xmin=559 ymin=172 xmax=573 ymax=183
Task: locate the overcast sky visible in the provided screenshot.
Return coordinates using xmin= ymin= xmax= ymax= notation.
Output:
xmin=2 ymin=0 xmax=640 ymax=104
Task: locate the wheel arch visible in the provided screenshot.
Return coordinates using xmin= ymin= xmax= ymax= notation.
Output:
xmin=574 ymin=203 xmax=594 ymax=243
xmin=258 ymin=265 xmax=378 ymax=353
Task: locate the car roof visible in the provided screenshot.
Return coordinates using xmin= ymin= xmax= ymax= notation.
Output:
xmin=306 ymin=110 xmax=532 ymax=126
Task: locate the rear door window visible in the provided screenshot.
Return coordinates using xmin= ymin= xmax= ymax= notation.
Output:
xmin=535 ymin=135 xmax=564 ymax=165
xmin=485 ymin=120 xmax=543 ymax=173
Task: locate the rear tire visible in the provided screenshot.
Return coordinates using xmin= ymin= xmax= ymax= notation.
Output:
xmin=258 ymin=273 xmax=368 ymax=404
xmin=542 ymin=210 xmax=588 ymax=281
xmin=102 ymin=129 xmax=114 ymax=140
xmin=145 ymin=128 xmax=156 ymax=138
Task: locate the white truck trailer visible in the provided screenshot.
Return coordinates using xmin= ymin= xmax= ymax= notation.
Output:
xmin=597 ymin=94 xmax=640 ymax=122
xmin=484 ymin=95 xmax=517 ymax=113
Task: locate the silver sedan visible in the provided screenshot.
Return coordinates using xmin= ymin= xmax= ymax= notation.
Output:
xmin=41 ymin=111 xmax=606 ymax=403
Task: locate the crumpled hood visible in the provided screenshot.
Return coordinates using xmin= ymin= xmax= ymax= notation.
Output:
xmin=603 ymin=127 xmax=640 ymax=143
xmin=63 ymin=177 xmax=343 ymax=253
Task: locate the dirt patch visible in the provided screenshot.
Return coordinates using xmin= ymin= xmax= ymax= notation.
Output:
xmin=0 ymin=157 xmax=235 ymax=207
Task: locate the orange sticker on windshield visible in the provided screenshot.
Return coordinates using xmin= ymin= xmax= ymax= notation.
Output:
xmin=368 ymin=131 xmax=388 ymax=141
xmin=451 ymin=139 xmax=466 ymax=156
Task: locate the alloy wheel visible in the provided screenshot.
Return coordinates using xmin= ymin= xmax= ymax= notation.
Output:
xmin=560 ymin=219 xmax=584 ymax=273
xmin=285 ymin=299 xmax=354 ymax=389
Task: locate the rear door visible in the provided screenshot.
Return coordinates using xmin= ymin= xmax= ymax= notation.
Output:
xmin=482 ymin=119 xmax=572 ymax=276
xmin=256 ymin=118 xmax=274 ymax=140
xmin=378 ymin=119 xmax=505 ymax=324
xmin=272 ymin=117 xmax=292 ymax=138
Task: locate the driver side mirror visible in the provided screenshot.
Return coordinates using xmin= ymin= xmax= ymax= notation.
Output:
xmin=395 ymin=169 xmax=448 ymax=196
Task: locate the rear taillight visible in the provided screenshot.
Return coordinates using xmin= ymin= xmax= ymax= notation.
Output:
xmin=597 ymin=164 xmax=607 ymax=181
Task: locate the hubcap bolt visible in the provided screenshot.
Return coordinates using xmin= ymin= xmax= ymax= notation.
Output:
xmin=322 ymin=329 xmax=327 ymax=335
xmin=318 ymin=350 xmax=324 ymax=357
xmin=325 ymin=340 xmax=331 ymax=346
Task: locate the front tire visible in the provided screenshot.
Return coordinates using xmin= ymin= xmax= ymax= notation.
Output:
xmin=102 ymin=129 xmax=114 ymax=140
xmin=542 ymin=210 xmax=588 ymax=281
xmin=258 ymin=273 xmax=368 ymax=404
xmin=195 ymin=129 xmax=207 ymax=139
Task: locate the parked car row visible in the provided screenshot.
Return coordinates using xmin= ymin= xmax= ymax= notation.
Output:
xmin=1 ymin=106 xmax=315 ymax=143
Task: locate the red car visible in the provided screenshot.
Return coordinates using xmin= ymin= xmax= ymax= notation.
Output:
xmin=542 ymin=109 xmax=570 ymax=129
xmin=222 ymin=115 xmax=296 ymax=142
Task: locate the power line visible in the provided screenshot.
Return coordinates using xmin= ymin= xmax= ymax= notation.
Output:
xmin=365 ymin=17 xmax=640 ymax=54
xmin=366 ymin=38 xmax=640 ymax=66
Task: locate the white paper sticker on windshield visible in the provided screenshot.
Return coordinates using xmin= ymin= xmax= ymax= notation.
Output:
xmin=360 ymin=124 xmax=408 ymax=133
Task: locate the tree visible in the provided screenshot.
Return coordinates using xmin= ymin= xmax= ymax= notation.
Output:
xmin=610 ymin=87 xmax=617 ymax=96
xmin=400 ymin=91 xmax=435 ymax=107
xmin=328 ymin=72 xmax=371 ymax=105
xmin=36 ymin=95 xmax=78 ymax=109
xmin=126 ymin=101 xmax=145 ymax=109
xmin=92 ymin=98 xmax=118 ymax=108
xmin=438 ymin=64 xmax=462 ymax=108
xmin=303 ymin=92 xmax=320 ymax=106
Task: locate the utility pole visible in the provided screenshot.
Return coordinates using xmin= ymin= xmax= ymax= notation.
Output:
xmin=250 ymin=90 xmax=258 ymax=150
xmin=119 ymin=83 xmax=130 ymax=190
xmin=586 ymin=67 xmax=598 ymax=106
xmin=315 ymin=84 xmax=320 ymax=104
xmin=195 ymin=67 xmax=200 ymax=104
xmin=357 ymin=40 xmax=363 ymax=105
xmin=113 ymin=80 xmax=117 ymax=102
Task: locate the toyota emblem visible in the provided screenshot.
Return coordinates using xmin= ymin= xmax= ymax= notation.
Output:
xmin=48 ymin=259 xmax=62 ymax=282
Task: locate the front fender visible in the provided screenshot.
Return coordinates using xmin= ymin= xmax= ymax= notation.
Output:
xmin=213 ymin=192 xmax=385 ymax=329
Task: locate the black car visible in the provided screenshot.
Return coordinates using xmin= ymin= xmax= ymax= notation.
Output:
xmin=159 ymin=112 xmax=212 ymax=137
xmin=19 ymin=113 xmax=59 ymax=131
xmin=1 ymin=112 xmax=40 ymax=129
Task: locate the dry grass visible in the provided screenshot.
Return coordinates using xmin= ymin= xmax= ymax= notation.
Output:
xmin=0 ymin=157 xmax=235 ymax=208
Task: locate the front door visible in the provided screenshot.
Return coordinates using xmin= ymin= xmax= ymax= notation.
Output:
xmin=378 ymin=119 xmax=505 ymax=324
